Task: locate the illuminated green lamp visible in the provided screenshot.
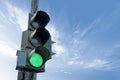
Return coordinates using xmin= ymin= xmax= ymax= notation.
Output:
xmin=29 ymin=52 xmax=43 ymax=68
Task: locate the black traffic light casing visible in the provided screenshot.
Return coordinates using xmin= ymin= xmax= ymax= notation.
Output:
xmin=17 ymin=10 xmax=52 ymax=73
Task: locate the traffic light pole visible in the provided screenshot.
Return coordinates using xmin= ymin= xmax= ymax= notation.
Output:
xmin=17 ymin=0 xmax=38 ymax=80
xmin=17 ymin=70 xmax=36 ymax=80
xmin=31 ymin=0 xmax=38 ymax=15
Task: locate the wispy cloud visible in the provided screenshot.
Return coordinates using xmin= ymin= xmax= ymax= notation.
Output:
xmin=0 ymin=40 xmax=19 ymax=58
xmin=67 ymin=59 xmax=110 ymax=70
xmin=106 ymin=44 xmax=120 ymax=70
xmin=47 ymin=24 xmax=68 ymax=57
xmin=67 ymin=6 xmax=120 ymax=71
xmin=5 ymin=2 xmax=28 ymax=31
xmin=0 ymin=1 xmax=27 ymax=58
xmin=84 ymin=59 xmax=109 ymax=69
xmin=80 ymin=19 xmax=101 ymax=39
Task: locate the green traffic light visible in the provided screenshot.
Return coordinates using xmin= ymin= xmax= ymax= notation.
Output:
xmin=29 ymin=52 xmax=43 ymax=68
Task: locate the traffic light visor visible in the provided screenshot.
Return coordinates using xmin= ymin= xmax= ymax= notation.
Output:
xmin=31 ymin=11 xmax=50 ymax=28
xmin=30 ymin=27 xmax=50 ymax=47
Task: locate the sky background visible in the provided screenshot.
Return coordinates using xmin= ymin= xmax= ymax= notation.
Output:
xmin=0 ymin=0 xmax=120 ymax=80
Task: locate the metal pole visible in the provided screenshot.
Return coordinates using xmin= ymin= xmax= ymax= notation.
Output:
xmin=17 ymin=70 xmax=36 ymax=80
xmin=17 ymin=0 xmax=39 ymax=80
xmin=31 ymin=0 xmax=39 ymax=15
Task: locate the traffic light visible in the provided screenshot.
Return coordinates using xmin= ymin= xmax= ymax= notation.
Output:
xmin=16 ymin=10 xmax=52 ymax=73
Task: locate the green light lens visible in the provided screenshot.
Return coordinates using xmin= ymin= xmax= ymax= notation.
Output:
xmin=29 ymin=52 xmax=43 ymax=68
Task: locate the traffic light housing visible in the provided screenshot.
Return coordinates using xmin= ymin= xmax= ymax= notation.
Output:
xmin=16 ymin=10 xmax=52 ymax=73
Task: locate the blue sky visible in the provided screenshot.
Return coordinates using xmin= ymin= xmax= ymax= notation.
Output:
xmin=0 ymin=0 xmax=120 ymax=80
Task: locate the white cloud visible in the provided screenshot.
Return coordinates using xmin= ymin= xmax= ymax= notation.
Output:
xmin=0 ymin=10 xmax=6 ymax=19
xmin=67 ymin=59 xmax=110 ymax=70
xmin=47 ymin=24 xmax=59 ymax=42
xmin=85 ymin=59 xmax=109 ymax=69
xmin=56 ymin=69 xmax=72 ymax=75
xmin=5 ymin=2 xmax=28 ymax=31
xmin=47 ymin=24 xmax=68 ymax=57
xmin=0 ymin=41 xmax=19 ymax=58
xmin=68 ymin=60 xmax=84 ymax=65
xmin=0 ymin=2 xmax=27 ymax=58
xmin=53 ymin=44 xmax=66 ymax=55
xmin=80 ymin=16 xmax=102 ymax=39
